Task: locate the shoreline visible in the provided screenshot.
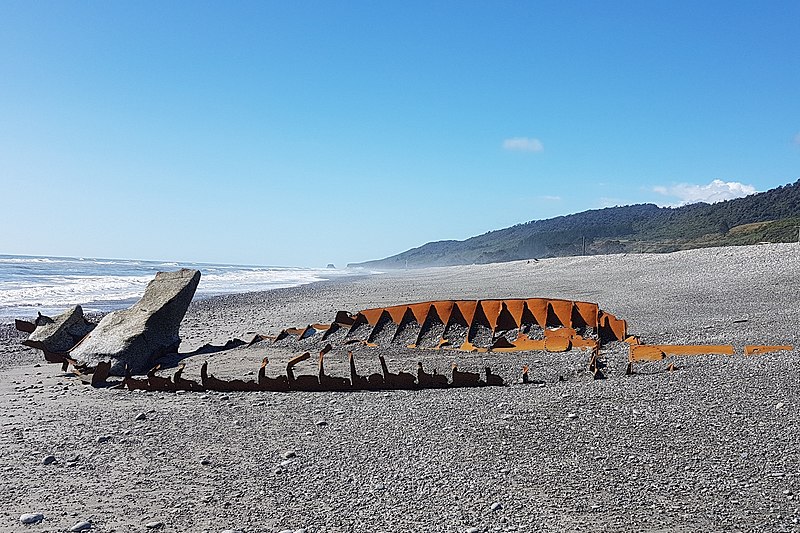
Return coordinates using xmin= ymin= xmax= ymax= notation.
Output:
xmin=2 ymin=243 xmax=799 ymax=532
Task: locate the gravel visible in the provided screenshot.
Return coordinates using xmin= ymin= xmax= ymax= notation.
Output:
xmin=1 ymin=244 xmax=799 ymax=532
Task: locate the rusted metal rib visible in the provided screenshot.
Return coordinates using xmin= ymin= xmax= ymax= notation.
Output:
xmin=15 ymin=319 xmax=37 ymax=334
xmin=303 ymin=298 xmax=624 ymax=353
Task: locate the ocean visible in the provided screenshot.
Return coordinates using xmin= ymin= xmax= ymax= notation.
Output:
xmin=0 ymin=254 xmax=368 ymax=319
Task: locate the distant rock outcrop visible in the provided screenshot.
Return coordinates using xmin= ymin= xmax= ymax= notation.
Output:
xmin=22 ymin=305 xmax=95 ymax=357
xmin=69 ymin=269 xmax=201 ymax=376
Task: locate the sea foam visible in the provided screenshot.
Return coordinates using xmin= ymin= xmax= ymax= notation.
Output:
xmin=0 ymin=255 xmax=367 ymax=318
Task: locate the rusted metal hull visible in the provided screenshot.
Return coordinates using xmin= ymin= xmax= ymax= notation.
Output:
xmin=16 ymin=296 xmax=796 ymax=389
xmin=111 ymin=349 xmax=506 ymax=392
xmin=275 ymin=298 xmax=627 ymax=353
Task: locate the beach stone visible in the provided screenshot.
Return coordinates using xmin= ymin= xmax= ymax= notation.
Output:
xmin=281 ymin=450 xmax=296 ymax=459
xmin=466 ymin=528 xmax=480 ymax=533
xmin=70 ymin=521 xmax=92 ymax=531
xmin=42 ymin=454 xmax=56 ymax=465
xmin=23 ymin=305 xmax=94 ymax=355
xmin=491 ymin=502 xmax=503 ymax=511
xmin=135 ymin=412 xmax=148 ymax=421
xmin=20 ymin=513 xmax=44 ymax=524
xmin=69 ymin=269 xmax=201 ymax=376
xmin=145 ymin=521 xmax=164 ymax=529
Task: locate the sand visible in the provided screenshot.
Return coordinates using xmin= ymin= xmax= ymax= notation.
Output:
xmin=2 ymin=244 xmax=799 ymax=532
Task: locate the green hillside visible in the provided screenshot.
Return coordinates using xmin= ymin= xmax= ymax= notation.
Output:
xmin=351 ymin=180 xmax=800 ymax=268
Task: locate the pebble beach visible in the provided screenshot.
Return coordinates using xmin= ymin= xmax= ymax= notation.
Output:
xmin=2 ymin=244 xmax=799 ymax=532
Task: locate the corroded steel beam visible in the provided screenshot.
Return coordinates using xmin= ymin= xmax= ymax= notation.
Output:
xmin=744 ymin=345 xmax=794 ymax=355
xmin=629 ymin=344 xmax=735 ymax=362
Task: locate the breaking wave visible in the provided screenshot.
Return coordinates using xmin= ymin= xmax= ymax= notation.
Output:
xmin=0 ymin=255 xmax=367 ymax=318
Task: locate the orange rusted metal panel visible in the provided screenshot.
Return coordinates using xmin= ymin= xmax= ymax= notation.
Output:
xmin=544 ymin=336 xmax=571 ymax=352
xmin=570 ymin=336 xmax=598 ymax=350
xmin=359 ymin=308 xmax=385 ymax=326
xmin=456 ymin=300 xmax=479 ymax=326
xmin=744 ymin=345 xmax=793 ymax=355
xmin=509 ymin=334 xmax=546 ymax=351
xmin=661 ymin=345 xmax=734 ymax=356
xmin=446 ymin=302 xmax=469 ymax=327
xmin=432 ymin=300 xmax=455 ymax=325
xmin=471 ymin=302 xmax=493 ymax=329
xmin=495 ymin=303 xmax=519 ymax=331
xmin=629 ymin=345 xmax=666 ymax=362
xmin=479 ymin=300 xmax=504 ymax=331
xmin=599 ymin=312 xmax=627 ymax=341
xmin=490 ymin=335 xmax=546 ymax=352
xmin=545 ymin=326 xmax=575 ymax=338
xmin=630 ymin=344 xmax=735 ymax=362
xmin=408 ymin=302 xmax=432 ymax=325
xmin=573 ymin=301 xmax=599 ymax=328
xmin=385 ymin=305 xmax=408 ymax=324
xmin=547 ymin=300 xmax=573 ymax=328
xmin=525 ymin=298 xmax=548 ymax=327
xmin=504 ymin=300 xmax=526 ymax=328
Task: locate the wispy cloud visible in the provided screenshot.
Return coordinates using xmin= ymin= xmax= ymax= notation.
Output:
xmin=503 ymin=137 xmax=543 ymax=153
xmin=793 ymin=132 xmax=800 ymax=146
xmin=540 ymin=195 xmax=561 ymax=201
xmin=653 ymin=179 xmax=757 ymax=206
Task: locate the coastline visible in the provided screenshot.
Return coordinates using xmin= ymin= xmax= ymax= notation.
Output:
xmin=2 ymin=244 xmax=799 ymax=532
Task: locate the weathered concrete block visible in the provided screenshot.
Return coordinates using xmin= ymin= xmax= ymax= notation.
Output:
xmin=23 ymin=305 xmax=94 ymax=355
xmin=70 ymin=269 xmax=201 ymax=375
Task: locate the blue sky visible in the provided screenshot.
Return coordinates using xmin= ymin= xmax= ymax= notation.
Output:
xmin=1 ymin=1 xmax=798 ymax=267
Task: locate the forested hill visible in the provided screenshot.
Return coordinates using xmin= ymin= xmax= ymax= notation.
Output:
xmin=351 ymin=179 xmax=800 ymax=268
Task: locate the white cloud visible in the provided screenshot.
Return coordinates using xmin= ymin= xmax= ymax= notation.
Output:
xmin=653 ymin=179 xmax=757 ymax=206
xmin=794 ymin=132 xmax=800 ymax=146
xmin=540 ymin=195 xmax=561 ymax=201
xmin=503 ymin=137 xmax=543 ymax=153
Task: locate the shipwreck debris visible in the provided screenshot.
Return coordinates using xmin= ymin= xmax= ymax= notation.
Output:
xmin=273 ymin=298 xmax=628 ymax=353
xmin=16 ymin=288 xmax=796 ymax=392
